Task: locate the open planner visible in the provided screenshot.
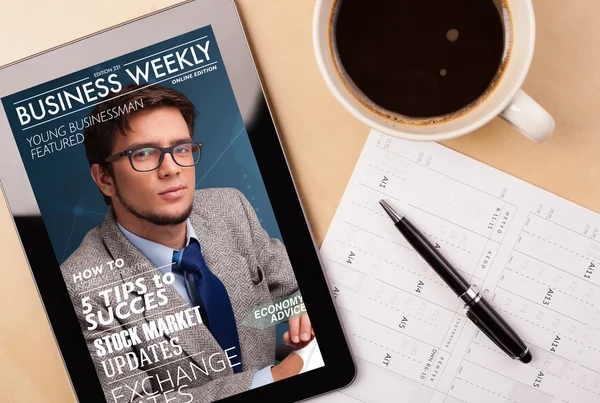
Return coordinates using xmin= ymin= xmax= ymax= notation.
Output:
xmin=315 ymin=130 xmax=600 ymax=402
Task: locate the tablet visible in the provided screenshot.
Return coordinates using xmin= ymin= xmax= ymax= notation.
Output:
xmin=0 ymin=1 xmax=355 ymax=401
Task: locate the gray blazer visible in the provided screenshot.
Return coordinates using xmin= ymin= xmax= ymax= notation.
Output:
xmin=61 ymin=188 xmax=298 ymax=402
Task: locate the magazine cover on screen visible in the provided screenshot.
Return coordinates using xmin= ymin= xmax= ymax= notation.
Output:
xmin=1 ymin=25 xmax=324 ymax=402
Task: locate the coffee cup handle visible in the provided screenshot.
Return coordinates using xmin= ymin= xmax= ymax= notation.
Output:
xmin=500 ymin=90 xmax=555 ymax=143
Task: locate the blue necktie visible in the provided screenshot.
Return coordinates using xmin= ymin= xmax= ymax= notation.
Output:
xmin=173 ymin=239 xmax=243 ymax=373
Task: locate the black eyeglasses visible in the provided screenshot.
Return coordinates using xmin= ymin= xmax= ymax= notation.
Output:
xmin=105 ymin=142 xmax=203 ymax=172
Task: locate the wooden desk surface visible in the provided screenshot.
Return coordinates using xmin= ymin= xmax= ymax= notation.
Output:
xmin=1 ymin=0 xmax=599 ymax=401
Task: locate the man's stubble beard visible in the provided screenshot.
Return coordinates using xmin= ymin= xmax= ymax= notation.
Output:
xmin=114 ymin=182 xmax=193 ymax=226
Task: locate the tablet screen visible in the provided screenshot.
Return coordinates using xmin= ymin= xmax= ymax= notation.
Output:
xmin=1 ymin=25 xmax=324 ymax=402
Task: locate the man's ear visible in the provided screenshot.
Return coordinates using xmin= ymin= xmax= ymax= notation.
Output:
xmin=91 ymin=164 xmax=116 ymax=198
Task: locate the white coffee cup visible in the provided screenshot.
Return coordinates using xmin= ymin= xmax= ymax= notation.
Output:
xmin=313 ymin=0 xmax=555 ymax=143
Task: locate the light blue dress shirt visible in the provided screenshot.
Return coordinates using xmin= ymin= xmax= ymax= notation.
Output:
xmin=117 ymin=219 xmax=274 ymax=389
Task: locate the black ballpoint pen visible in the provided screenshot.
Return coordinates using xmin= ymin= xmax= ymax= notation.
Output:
xmin=379 ymin=200 xmax=532 ymax=363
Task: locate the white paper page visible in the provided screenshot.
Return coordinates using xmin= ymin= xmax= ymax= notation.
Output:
xmin=313 ymin=130 xmax=600 ymax=403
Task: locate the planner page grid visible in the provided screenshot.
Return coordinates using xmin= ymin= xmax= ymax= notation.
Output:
xmin=316 ymin=130 xmax=600 ymax=403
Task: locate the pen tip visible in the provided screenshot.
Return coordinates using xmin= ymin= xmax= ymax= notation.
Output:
xmin=379 ymin=200 xmax=402 ymax=223
xmin=519 ymin=350 xmax=532 ymax=363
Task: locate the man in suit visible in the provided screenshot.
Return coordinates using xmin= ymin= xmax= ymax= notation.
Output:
xmin=60 ymin=85 xmax=315 ymax=402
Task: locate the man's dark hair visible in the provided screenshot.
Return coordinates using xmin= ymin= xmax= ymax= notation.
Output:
xmin=84 ymin=85 xmax=196 ymax=205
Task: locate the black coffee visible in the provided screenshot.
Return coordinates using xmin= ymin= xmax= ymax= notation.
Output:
xmin=333 ymin=0 xmax=507 ymax=121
